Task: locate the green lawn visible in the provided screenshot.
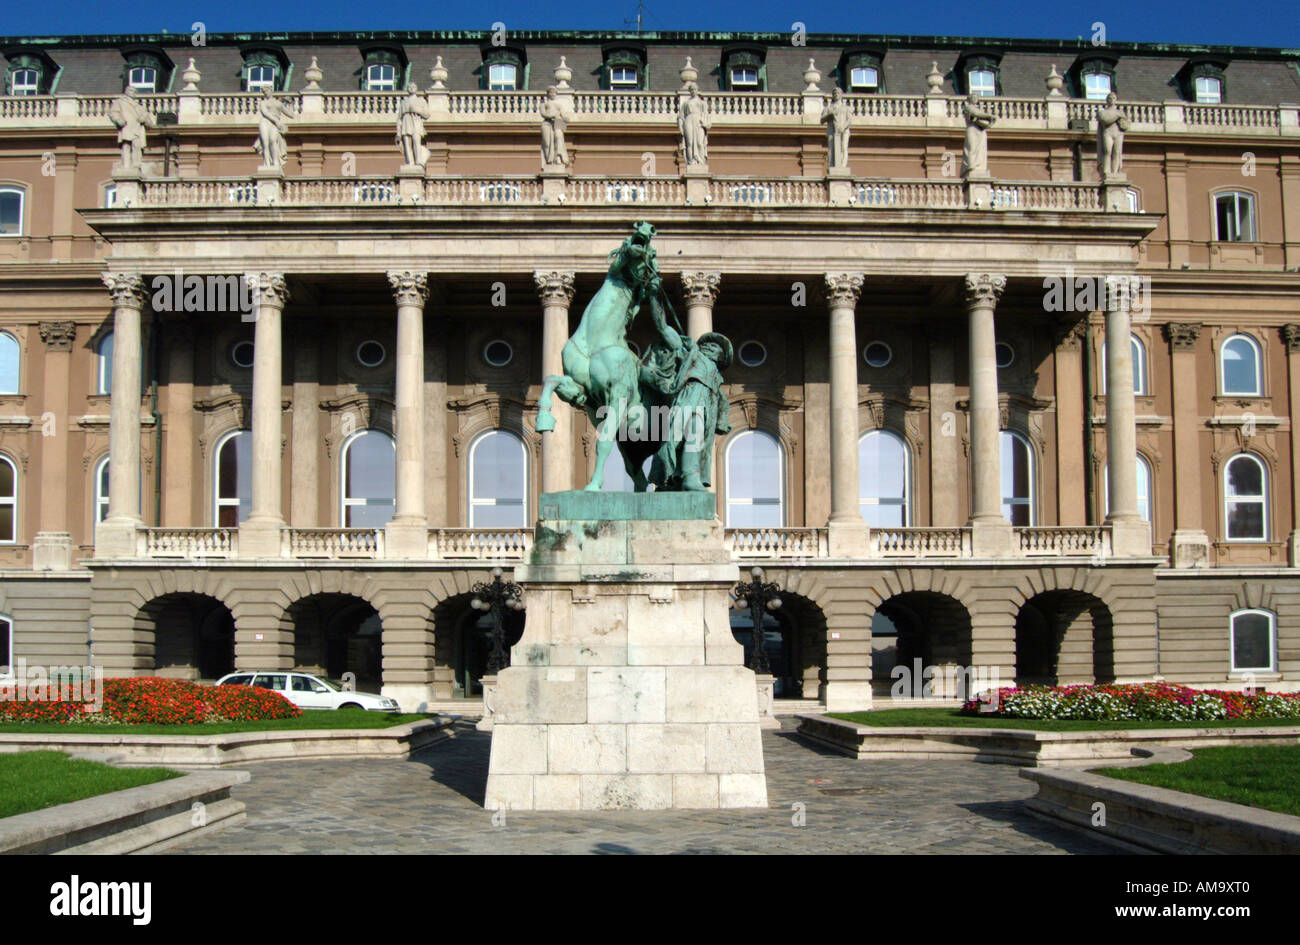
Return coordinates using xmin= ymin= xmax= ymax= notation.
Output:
xmin=0 ymin=751 xmax=179 ymax=819
xmin=1096 ymin=745 xmax=1300 ymax=818
xmin=0 ymin=710 xmax=432 ymax=736
xmin=829 ymin=707 xmax=1300 ymax=732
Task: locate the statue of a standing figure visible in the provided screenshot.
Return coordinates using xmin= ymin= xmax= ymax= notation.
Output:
xmin=677 ymin=83 xmax=711 ymax=167
xmin=254 ymin=86 xmax=297 ymax=171
xmin=961 ymin=92 xmax=996 ymax=177
xmin=1096 ymin=92 xmax=1129 ymax=178
xmin=821 ymin=88 xmax=853 ymax=169
xmin=396 ymin=83 xmax=431 ymax=168
xmin=108 ymin=87 xmax=153 ymax=172
xmin=539 ymin=86 xmax=570 ymax=168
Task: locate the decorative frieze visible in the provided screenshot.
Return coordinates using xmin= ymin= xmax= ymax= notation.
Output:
xmin=533 ymin=270 xmax=576 ymax=306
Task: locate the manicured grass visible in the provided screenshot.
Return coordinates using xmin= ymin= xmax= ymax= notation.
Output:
xmin=1096 ymin=745 xmax=1300 ymax=818
xmin=0 ymin=710 xmax=431 ymax=736
xmin=0 ymin=751 xmax=179 ymax=819
xmin=829 ymin=707 xmax=1300 ymax=731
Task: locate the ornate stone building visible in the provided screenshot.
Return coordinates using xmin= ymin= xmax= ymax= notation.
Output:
xmin=0 ymin=29 xmax=1297 ymax=710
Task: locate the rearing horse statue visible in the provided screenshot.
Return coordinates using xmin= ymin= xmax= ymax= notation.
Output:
xmin=536 ymin=221 xmax=660 ymax=491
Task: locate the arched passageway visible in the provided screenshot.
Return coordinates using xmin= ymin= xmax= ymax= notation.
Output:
xmin=870 ymin=592 xmax=974 ymax=698
xmin=1015 ymin=590 xmax=1115 ymax=686
xmin=136 ymin=592 xmax=236 ymax=681
xmin=290 ymin=593 xmax=384 ymax=692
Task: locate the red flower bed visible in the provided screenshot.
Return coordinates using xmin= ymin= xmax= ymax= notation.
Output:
xmin=0 ymin=677 xmax=300 ymax=725
xmin=961 ymin=681 xmax=1300 ymax=721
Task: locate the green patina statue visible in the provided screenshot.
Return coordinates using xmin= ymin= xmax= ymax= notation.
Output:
xmin=536 ymin=222 xmax=732 ymax=493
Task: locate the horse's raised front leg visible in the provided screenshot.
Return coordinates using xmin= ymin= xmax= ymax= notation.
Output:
xmin=536 ymin=374 xmax=585 ymax=433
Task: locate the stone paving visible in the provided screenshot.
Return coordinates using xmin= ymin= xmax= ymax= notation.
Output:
xmin=166 ymin=721 xmax=1118 ymax=854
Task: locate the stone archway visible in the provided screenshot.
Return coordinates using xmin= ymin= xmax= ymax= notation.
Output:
xmin=1014 ymin=590 xmax=1115 ymax=686
xmin=433 ymin=592 xmax=525 ymax=699
xmin=289 ymin=593 xmax=383 ymax=692
xmin=136 ymin=592 xmax=236 ymax=681
xmin=870 ymin=592 xmax=974 ymax=698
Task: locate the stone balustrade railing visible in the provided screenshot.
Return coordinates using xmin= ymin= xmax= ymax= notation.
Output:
xmin=2 ymin=90 xmax=1296 ymax=136
xmin=284 ymin=528 xmax=384 ymax=559
xmin=1017 ymin=526 xmax=1111 ymax=557
xmin=873 ymin=527 xmax=971 ymax=557
xmin=430 ymin=528 xmax=533 ymax=560
xmin=727 ymin=528 xmax=829 ymax=559
xmin=139 ymin=528 xmax=236 ymax=558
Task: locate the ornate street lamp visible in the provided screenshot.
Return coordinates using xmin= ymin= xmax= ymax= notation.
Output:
xmin=733 ymin=566 xmax=782 ymax=675
xmin=470 ymin=566 xmax=524 ymax=675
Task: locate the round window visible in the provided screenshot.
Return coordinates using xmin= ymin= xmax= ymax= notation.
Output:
xmin=738 ymin=340 xmax=767 ymax=368
xmin=230 ymin=340 xmax=254 ymax=369
xmin=995 ymin=341 xmax=1015 ymax=368
xmin=356 ymin=340 xmax=386 ymax=368
xmin=484 ymin=339 xmax=513 ymax=367
xmin=863 ymin=341 xmax=892 ymax=368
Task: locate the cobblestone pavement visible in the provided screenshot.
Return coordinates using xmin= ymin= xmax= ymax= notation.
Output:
xmin=167 ymin=721 xmax=1117 ymax=855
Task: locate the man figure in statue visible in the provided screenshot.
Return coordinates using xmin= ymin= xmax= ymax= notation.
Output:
xmin=677 ymin=83 xmax=711 ymax=167
xmin=821 ymin=88 xmax=853 ymax=169
xmin=108 ymin=87 xmax=153 ymax=171
xmin=396 ymin=83 xmax=431 ymax=168
xmin=961 ymin=91 xmax=996 ymax=177
xmin=539 ymin=86 xmax=570 ymax=167
xmin=643 ymin=281 xmax=733 ymax=492
xmin=255 ymin=86 xmax=298 ymax=171
xmin=1096 ymin=91 xmax=1129 ymax=178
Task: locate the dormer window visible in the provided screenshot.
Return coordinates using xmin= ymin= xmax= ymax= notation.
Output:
xmin=1071 ymin=55 xmax=1118 ymax=101
xmin=128 ymin=66 xmax=157 ymax=93
xmin=1179 ymin=58 xmax=1228 ymax=104
xmin=240 ymin=45 xmax=289 ymax=93
xmin=839 ymin=48 xmax=885 ymax=94
xmin=601 ymin=43 xmax=646 ymax=91
xmin=1195 ymin=75 xmax=1222 ymax=103
xmin=1083 ymin=71 xmax=1112 ymax=100
xmin=957 ymin=51 xmax=1002 ymax=97
xmin=122 ymin=47 xmax=171 ymax=94
xmin=968 ymin=70 xmax=996 ymax=95
xmin=481 ymin=45 xmax=526 ymax=92
xmin=367 ymin=63 xmax=396 ymax=90
xmin=359 ymin=44 xmax=406 ymax=92
xmin=488 ymin=63 xmax=517 ymax=90
xmin=721 ymin=45 xmax=765 ymax=92
xmin=5 ymin=50 xmax=57 ymax=96
xmin=246 ymin=65 xmax=276 ymax=92
xmin=10 ymin=68 xmax=38 ymax=96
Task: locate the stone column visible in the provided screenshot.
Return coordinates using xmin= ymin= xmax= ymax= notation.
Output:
xmin=1167 ymin=322 xmax=1209 ymax=567
xmin=927 ymin=325 xmax=960 ymax=527
xmin=96 ymin=273 xmax=146 ymax=558
xmin=33 ymin=322 xmax=76 ymax=569
xmin=290 ymin=326 xmax=319 ymax=528
xmin=1285 ymin=326 xmax=1300 ymax=565
xmin=1054 ymin=322 xmax=1087 ymax=526
xmin=535 ymin=271 xmax=576 ymax=496
xmin=965 ymin=273 xmax=1012 ymax=556
xmin=239 ymin=272 xmax=289 ymax=558
xmin=163 ymin=325 xmax=195 ymax=527
xmin=681 ymin=271 xmax=720 ymax=340
xmin=1104 ymin=277 xmax=1151 ymax=556
xmin=386 ymin=271 xmax=430 ymax=558
xmin=825 ymin=273 xmax=867 ymax=556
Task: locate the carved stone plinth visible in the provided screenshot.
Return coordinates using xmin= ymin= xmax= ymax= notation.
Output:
xmin=1101 ymin=174 xmax=1131 ymax=213
xmin=396 ymin=164 xmax=424 ymax=201
xmin=483 ymin=494 xmax=768 ymax=811
xmin=1171 ymin=529 xmax=1211 ymax=569
xmin=828 ymin=166 xmax=853 ymax=207
xmin=32 ymin=531 xmax=74 ymax=571
xmin=253 ymin=166 xmax=283 ymax=206
xmin=540 ymin=166 xmax=570 ymax=203
xmin=683 ymin=166 xmax=711 ymax=206
xmin=965 ymin=171 xmax=993 ymax=210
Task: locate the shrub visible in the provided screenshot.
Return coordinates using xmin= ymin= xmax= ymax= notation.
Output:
xmin=0 ymin=677 xmax=300 ymax=725
xmin=962 ymin=682 xmax=1300 ymax=722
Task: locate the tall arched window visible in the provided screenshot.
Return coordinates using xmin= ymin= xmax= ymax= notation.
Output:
xmin=1230 ymin=609 xmax=1276 ymax=673
xmin=1214 ymin=192 xmax=1255 ymax=242
xmin=0 ymin=454 xmax=16 ymax=542
xmin=1104 ymin=455 xmax=1153 ymax=524
xmin=214 ymin=431 xmax=252 ymax=527
xmin=0 ymin=332 xmax=18 ymax=395
xmin=0 ymin=186 xmax=24 ymax=237
xmin=1099 ymin=334 xmax=1147 ymax=395
xmin=1220 ymin=334 xmax=1262 ymax=396
xmin=1000 ymin=431 xmax=1034 ymax=526
xmin=341 ymin=430 xmax=396 ymax=528
xmin=859 ymin=430 xmax=909 ymax=527
xmin=1224 ymin=453 xmax=1267 ymax=541
xmin=96 ymin=332 xmax=113 ymax=395
xmin=468 ymin=430 xmax=527 ymax=528
xmin=94 ymin=455 xmax=111 ymax=524
xmin=725 ymin=430 xmax=783 ymax=527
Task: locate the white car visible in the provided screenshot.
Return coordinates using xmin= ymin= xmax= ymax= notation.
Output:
xmin=216 ymin=671 xmax=399 ymax=712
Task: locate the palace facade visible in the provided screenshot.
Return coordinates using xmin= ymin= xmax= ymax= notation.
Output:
xmin=0 ymin=29 xmax=1297 ymax=710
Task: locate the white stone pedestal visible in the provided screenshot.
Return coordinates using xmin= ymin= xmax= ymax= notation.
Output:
xmin=484 ymin=505 xmax=768 ymax=811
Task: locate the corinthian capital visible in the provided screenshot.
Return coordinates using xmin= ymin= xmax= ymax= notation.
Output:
xmin=533 ymin=270 xmax=576 ymax=306
xmin=387 ymin=270 xmax=429 ymax=307
xmin=963 ymin=272 xmax=1007 ymax=308
xmin=1164 ymin=322 xmax=1202 ymax=352
xmin=823 ymin=272 xmax=864 ymax=309
xmin=242 ymin=272 xmax=291 ymax=308
xmin=680 ymin=271 xmax=721 ymax=307
xmin=1284 ymin=325 xmax=1300 ymax=354
xmin=101 ymin=272 xmax=148 ymax=309
xmin=39 ymin=321 xmax=77 ymax=351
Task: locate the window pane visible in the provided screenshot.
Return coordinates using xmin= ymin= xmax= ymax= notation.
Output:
xmin=1232 ymin=613 xmax=1271 ymax=669
xmin=1136 ymin=458 xmax=1151 ymax=524
xmin=1130 ymin=337 xmax=1144 ymax=394
xmin=96 ymin=459 xmax=110 ymax=523
xmin=727 ymin=432 xmax=782 ymax=527
xmin=1221 ymin=338 xmax=1259 ymax=394
xmin=0 ymin=504 xmax=12 ymax=542
xmin=345 ymin=431 xmax=396 ymax=528
xmin=1000 ymin=432 xmax=1032 ymax=525
xmin=1225 ymin=457 xmax=1262 ymax=497
xmin=969 ymin=70 xmax=995 ymax=95
xmin=216 ymin=432 xmax=252 ymax=525
xmin=0 ymin=333 xmax=18 ymax=394
xmin=1196 ymin=76 xmax=1222 ymax=103
xmin=0 ymin=191 xmax=21 ymax=236
xmin=97 ymin=333 xmax=113 ymax=394
xmin=1227 ymin=500 xmax=1264 ymax=539
xmin=1084 ymin=73 xmax=1111 ymax=100
xmin=859 ymin=432 xmax=907 ymax=527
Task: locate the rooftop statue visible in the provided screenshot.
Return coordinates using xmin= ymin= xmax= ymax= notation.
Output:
xmin=1096 ymin=92 xmax=1129 ymax=178
xmin=677 ymin=83 xmax=711 ymax=167
xmin=536 ymin=222 xmax=733 ymax=493
xmin=254 ymin=86 xmax=298 ymax=171
xmin=961 ymin=92 xmax=995 ymax=177
xmin=108 ymin=87 xmax=153 ymax=172
xmin=396 ymin=83 xmax=431 ymax=168
xmin=539 ymin=86 xmax=571 ymax=168
xmin=821 ymin=88 xmax=853 ymax=170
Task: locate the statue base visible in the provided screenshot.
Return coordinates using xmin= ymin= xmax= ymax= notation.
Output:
xmin=540 ymin=166 xmax=570 ymax=203
xmin=683 ymin=165 xmax=711 ymax=205
xmin=828 ymin=167 xmax=854 ymax=207
xmin=964 ymin=171 xmax=993 ymax=210
xmin=1101 ymin=174 xmax=1131 ymax=212
xmin=484 ymin=509 xmax=768 ymax=811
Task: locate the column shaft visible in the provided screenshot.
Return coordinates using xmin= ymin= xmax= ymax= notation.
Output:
xmin=390 ymin=273 xmax=428 ymax=521
xmin=536 ymin=271 xmax=576 ymax=495
xmin=1104 ymin=286 xmax=1139 ymax=522
xmin=247 ymin=274 xmax=288 ymax=525
xmin=681 ymin=271 xmax=721 ymax=340
xmin=104 ymin=276 xmax=145 ymax=523
xmin=965 ymin=274 xmax=1006 ymax=523
xmin=825 ymin=273 xmax=864 ymax=525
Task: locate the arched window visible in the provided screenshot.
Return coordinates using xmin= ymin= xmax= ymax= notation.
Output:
xmin=1214 ymin=192 xmax=1255 ymax=242
xmin=1230 ymin=609 xmax=1276 ymax=673
xmin=468 ymin=430 xmax=526 ymax=528
xmin=0 ymin=186 xmax=24 ymax=237
xmin=0 ymin=613 xmax=11 ymax=676
xmin=0 ymin=331 xmax=18 ymax=395
xmin=1224 ymin=453 xmax=1267 ymax=541
xmin=341 ymin=430 xmax=396 ymax=528
xmin=1104 ymin=455 xmax=1154 ymax=524
xmin=725 ymin=430 xmax=783 ymax=527
xmin=1220 ymin=334 xmax=1262 ymax=396
xmin=94 ymin=455 xmax=111 ymax=524
xmin=0 ymin=454 xmax=16 ymax=542
xmin=214 ymin=431 xmax=252 ymax=527
xmin=859 ymin=430 xmax=909 ymax=527
xmin=1099 ymin=334 xmax=1147 ymax=395
xmin=1000 ymin=431 xmax=1034 ymax=526
xmin=96 ymin=332 xmax=113 ymax=395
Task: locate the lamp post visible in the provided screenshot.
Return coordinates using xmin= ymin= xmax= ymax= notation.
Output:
xmin=733 ymin=566 xmax=783 ymax=675
xmin=470 ymin=566 xmax=524 ymax=675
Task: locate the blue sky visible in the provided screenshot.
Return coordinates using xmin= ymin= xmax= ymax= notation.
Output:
xmin=1 ymin=0 xmax=1296 ymax=47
